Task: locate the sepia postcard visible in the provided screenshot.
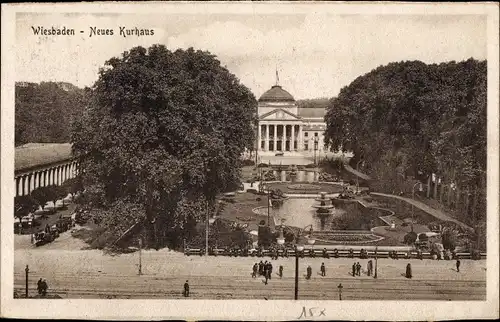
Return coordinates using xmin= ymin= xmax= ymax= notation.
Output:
xmin=1 ymin=1 xmax=499 ymax=320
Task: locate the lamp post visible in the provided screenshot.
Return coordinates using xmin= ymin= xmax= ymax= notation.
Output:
xmin=277 ymin=224 xmax=315 ymax=300
xmin=25 ymin=265 xmax=29 ymax=298
xmin=313 ymin=137 xmax=319 ymax=166
xmin=374 ymin=246 xmax=378 ymax=279
xmin=205 ymin=200 xmax=217 ymax=256
xmin=138 ymin=238 xmax=142 ymax=275
xmin=411 ymin=182 xmax=422 ymax=233
xmin=294 ymin=244 xmax=304 ymax=300
xmin=337 ymin=283 xmax=343 ymax=300
xmin=267 ymin=186 xmax=271 ymax=227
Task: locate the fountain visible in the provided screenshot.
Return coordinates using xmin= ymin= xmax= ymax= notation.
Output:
xmin=312 ymin=192 xmax=335 ymax=217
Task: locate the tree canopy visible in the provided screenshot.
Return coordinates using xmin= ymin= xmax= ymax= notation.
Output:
xmin=15 ymin=82 xmax=87 ymax=146
xmin=14 ymin=195 xmax=39 ymax=218
xmin=324 ymin=59 xmax=486 ymax=227
xmin=72 ymin=45 xmax=257 ymax=249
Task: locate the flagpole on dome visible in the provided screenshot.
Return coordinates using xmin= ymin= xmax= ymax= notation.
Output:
xmin=276 ymin=65 xmax=279 ymax=86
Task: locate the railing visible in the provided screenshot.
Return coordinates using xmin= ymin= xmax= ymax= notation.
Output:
xmin=184 ymin=248 xmax=486 ymax=260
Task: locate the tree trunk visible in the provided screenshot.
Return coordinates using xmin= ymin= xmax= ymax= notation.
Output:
xmin=426 ymin=175 xmax=431 ymax=198
xmin=439 ymin=183 xmax=445 ymax=204
xmin=465 ymin=186 xmax=470 ymax=218
xmin=144 ymin=180 xmax=156 ymax=249
xmin=433 ymin=176 xmax=438 ymax=200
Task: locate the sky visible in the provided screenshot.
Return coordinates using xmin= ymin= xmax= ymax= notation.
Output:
xmin=16 ymin=13 xmax=487 ymax=99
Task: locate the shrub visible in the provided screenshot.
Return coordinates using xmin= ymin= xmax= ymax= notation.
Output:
xmin=305 ymin=163 xmax=316 ymax=168
xmin=441 ymin=229 xmax=458 ymax=250
xmin=418 ymin=233 xmax=428 ymax=242
xmin=258 ymin=163 xmax=268 ymax=168
xmin=241 ymin=159 xmax=255 ymax=166
xmin=403 ymin=231 xmax=418 ymax=245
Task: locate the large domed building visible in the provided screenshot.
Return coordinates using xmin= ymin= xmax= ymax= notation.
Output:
xmin=257 ymin=81 xmax=326 ymax=154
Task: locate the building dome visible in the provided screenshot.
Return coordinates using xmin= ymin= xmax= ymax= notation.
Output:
xmin=258 ymin=85 xmax=295 ymax=103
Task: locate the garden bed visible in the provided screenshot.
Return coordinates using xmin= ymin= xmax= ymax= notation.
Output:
xmin=267 ymin=182 xmax=344 ymax=194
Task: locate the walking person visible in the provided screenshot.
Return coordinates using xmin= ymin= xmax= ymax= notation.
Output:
xmin=258 ymin=261 xmax=264 ymax=276
xmin=352 ymin=263 xmax=356 ymax=277
xmin=264 ymin=264 xmax=269 ymax=285
xmin=405 ymin=263 xmax=412 ymax=279
xmin=37 ymin=278 xmax=43 ymax=295
xmin=40 ymin=279 xmax=48 ymax=296
xmin=320 ymin=262 xmax=326 ymax=277
xmin=356 ymin=262 xmax=361 ymax=276
xmin=252 ymin=263 xmax=258 ymax=278
xmin=307 ymin=265 xmax=312 ymax=280
xmin=456 ymin=258 xmax=461 ymax=272
xmin=278 ymin=265 xmax=283 ymax=278
xmin=367 ymin=260 xmax=372 ymax=276
xmin=183 ymin=280 xmax=190 ymax=297
xmin=268 ymin=262 xmax=273 ymax=280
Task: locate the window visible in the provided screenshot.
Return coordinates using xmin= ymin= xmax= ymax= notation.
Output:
xmin=304 ymin=143 xmax=308 ymax=150
xmin=314 ymin=132 xmax=318 ymax=137
xmin=304 ymin=132 xmax=309 ymax=137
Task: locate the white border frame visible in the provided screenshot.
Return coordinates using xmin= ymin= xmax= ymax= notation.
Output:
xmin=1 ymin=2 xmax=499 ymax=320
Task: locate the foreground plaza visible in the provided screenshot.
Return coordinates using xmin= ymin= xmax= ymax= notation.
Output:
xmin=14 ymin=232 xmax=486 ymax=300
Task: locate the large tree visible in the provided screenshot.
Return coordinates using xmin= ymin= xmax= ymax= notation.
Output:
xmin=15 ymin=82 xmax=86 ymax=146
xmin=324 ymin=59 xmax=486 ymax=229
xmin=72 ymin=45 xmax=257 ymax=249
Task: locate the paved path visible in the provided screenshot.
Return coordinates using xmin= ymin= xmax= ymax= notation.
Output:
xmin=371 ymin=193 xmax=471 ymax=229
xmin=344 ymin=164 xmax=371 ymax=180
xmin=342 ymin=165 xmax=470 ymax=229
xmin=14 ymin=242 xmax=486 ymax=300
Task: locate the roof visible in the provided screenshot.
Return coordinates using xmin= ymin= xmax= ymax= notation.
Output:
xmin=15 ymin=143 xmax=73 ymax=172
xmin=258 ymin=85 xmax=295 ymax=102
xmin=297 ymin=108 xmax=326 ymax=118
xmin=259 ymin=108 xmax=302 ymax=120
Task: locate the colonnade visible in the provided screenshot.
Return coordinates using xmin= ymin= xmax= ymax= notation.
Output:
xmin=258 ymin=123 xmax=303 ymax=152
xmin=15 ymin=161 xmax=79 ymax=197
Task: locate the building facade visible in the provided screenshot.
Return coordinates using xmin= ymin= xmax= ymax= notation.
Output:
xmin=257 ymin=84 xmax=327 ymax=153
xmin=15 ymin=143 xmax=78 ymax=197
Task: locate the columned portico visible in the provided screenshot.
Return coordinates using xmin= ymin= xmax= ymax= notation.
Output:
xmin=256 ymin=82 xmax=327 ymax=155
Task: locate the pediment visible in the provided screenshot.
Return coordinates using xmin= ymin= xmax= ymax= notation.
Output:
xmin=259 ymin=108 xmax=301 ymax=120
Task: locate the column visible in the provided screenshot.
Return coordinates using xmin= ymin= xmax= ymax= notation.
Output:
xmin=30 ymin=174 xmax=35 ymax=193
xmin=258 ymin=124 xmax=262 ymax=151
xmin=265 ymin=124 xmax=269 ymax=151
xmin=25 ymin=175 xmax=29 ymax=195
xmin=33 ymin=172 xmax=38 ymax=190
xmin=283 ymin=125 xmax=287 ymax=151
xmin=43 ymin=170 xmax=47 ymax=186
xmin=297 ymin=125 xmax=302 ymax=151
xmin=15 ymin=177 xmax=19 ymax=197
xmin=291 ymin=125 xmax=295 ymax=151
xmin=273 ymin=124 xmax=277 ymax=152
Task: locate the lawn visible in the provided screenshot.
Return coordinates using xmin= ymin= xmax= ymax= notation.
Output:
xmin=218 ymin=191 xmax=274 ymax=230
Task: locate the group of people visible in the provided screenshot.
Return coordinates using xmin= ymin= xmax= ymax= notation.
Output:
xmin=37 ymin=278 xmax=49 ymax=296
xmin=252 ymin=261 xmax=283 ymax=284
xmin=352 ymin=260 xmax=377 ymax=277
